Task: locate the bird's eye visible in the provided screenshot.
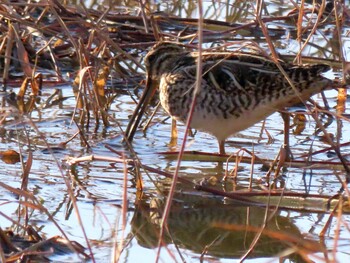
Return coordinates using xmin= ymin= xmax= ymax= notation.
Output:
xmin=146 ymin=54 xmax=156 ymax=64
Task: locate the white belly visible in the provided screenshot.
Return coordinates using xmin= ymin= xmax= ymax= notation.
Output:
xmin=185 ymin=104 xmax=277 ymax=141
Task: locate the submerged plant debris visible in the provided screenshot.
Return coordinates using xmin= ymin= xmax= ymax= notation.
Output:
xmin=0 ymin=0 xmax=350 ymax=262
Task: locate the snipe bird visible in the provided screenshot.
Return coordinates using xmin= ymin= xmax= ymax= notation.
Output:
xmin=125 ymin=42 xmax=331 ymax=155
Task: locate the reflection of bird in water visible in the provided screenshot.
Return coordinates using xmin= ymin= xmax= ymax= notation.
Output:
xmin=126 ymin=42 xmax=331 ymax=155
xmin=131 ymin=197 xmax=320 ymax=260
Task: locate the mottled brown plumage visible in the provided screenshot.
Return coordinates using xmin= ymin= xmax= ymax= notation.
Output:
xmin=126 ymin=42 xmax=331 ymax=154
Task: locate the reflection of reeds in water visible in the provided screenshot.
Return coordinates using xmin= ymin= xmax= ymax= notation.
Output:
xmin=132 ymin=197 xmax=322 ymax=260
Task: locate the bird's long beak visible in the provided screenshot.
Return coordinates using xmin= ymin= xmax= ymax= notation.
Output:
xmin=125 ymin=75 xmax=157 ymax=142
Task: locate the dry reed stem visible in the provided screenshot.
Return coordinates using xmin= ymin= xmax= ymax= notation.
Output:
xmin=67 ymin=153 xmax=350 ymax=213
xmin=214 ymin=222 xmax=324 ymax=252
xmin=240 ymin=2 xmax=283 ymax=258
xmin=155 ymin=2 xmax=205 ymax=262
xmin=0 ymin=183 xmax=90 ymax=260
xmin=24 ymin=119 xmax=96 ymax=261
xmin=295 ymin=0 xmax=328 ymax=63
xmin=331 ymin=196 xmax=343 ymax=260
xmin=154 ymin=150 xmax=350 ymax=170
xmin=112 ymin=153 xmax=129 ymax=262
xmin=255 ymin=1 xmax=350 ymax=189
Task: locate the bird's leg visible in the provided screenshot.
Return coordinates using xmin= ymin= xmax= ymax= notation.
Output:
xmin=281 ymin=112 xmax=293 ymax=161
xmin=168 ymin=118 xmax=178 ymax=147
xmin=219 ymin=140 xmax=226 ymax=155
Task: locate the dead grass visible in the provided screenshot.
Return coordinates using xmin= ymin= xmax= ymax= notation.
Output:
xmin=0 ymin=0 xmax=349 ymax=262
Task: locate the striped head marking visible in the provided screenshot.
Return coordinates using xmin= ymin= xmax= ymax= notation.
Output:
xmin=144 ymin=42 xmax=187 ymax=79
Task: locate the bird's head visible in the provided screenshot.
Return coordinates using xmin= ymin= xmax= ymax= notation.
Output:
xmin=144 ymin=42 xmax=187 ymax=80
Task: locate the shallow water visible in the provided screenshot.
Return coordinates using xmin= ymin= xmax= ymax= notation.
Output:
xmin=1 ymin=0 xmax=350 ymax=262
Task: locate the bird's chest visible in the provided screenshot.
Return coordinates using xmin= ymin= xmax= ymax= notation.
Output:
xmin=159 ymin=75 xmax=193 ymax=121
